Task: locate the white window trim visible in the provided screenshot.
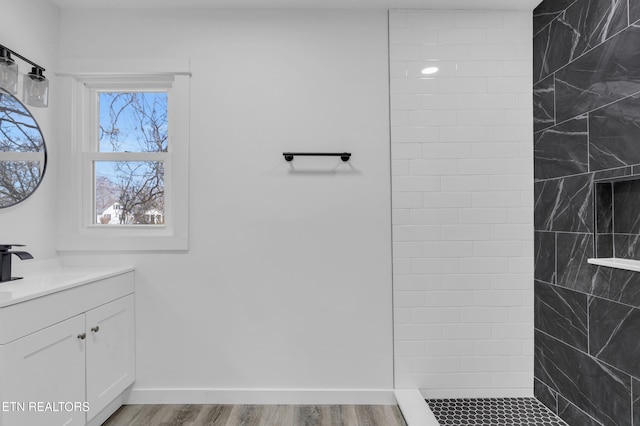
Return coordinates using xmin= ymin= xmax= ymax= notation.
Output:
xmin=56 ymin=62 xmax=190 ymax=251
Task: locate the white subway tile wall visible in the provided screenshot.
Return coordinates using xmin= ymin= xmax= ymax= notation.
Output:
xmin=390 ymin=10 xmax=533 ymax=398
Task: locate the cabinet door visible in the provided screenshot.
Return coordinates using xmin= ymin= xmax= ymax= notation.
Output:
xmin=2 ymin=314 xmax=86 ymax=426
xmin=85 ymin=294 xmax=135 ymax=421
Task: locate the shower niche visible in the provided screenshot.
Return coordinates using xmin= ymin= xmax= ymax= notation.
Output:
xmin=589 ymin=176 xmax=640 ymax=272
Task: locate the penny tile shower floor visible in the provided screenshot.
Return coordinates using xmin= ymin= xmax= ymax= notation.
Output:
xmin=426 ymin=398 xmax=568 ymax=426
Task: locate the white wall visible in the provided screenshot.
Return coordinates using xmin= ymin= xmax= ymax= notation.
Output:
xmin=57 ymin=9 xmax=393 ymax=401
xmin=0 ymin=0 xmax=60 ymax=260
xmin=389 ymin=10 xmax=534 ymax=398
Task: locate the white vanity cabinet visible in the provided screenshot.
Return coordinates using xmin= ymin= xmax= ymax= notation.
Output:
xmin=0 ymin=267 xmax=134 ymax=426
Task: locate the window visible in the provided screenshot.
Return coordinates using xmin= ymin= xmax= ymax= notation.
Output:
xmin=94 ymin=91 xmax=167 ymax=226
xmin=57 ymin=70 xmax=189 ymax=251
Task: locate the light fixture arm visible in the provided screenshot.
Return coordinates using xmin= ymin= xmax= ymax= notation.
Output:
xmin=0 ymin=44 xmax=45 ymax=73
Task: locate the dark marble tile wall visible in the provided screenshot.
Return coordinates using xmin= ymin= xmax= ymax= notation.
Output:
xmin=590 ymin=95 xmax=640 ymax=171
xmin=533 ymin=1 xmax=640 ymax=425
xmin=635 ymin=378 xmax=640 ymax=426
xmin=534 ymin=0 xmax=629 ymax=84
xmin=557 ymin=397 xmax=605 ymax=426
xmin=534 ymin=116 xmax=588 ymax=179
xmin=535 ymin=281 xmax=587 ymax=351
xmin=589 ymin=297 xmax=640 ymax=378
xmin=613 ymin=234 xmax=640 ymax=259
xmin=591 ymin=266 xmax=640 ymax=308
xmin=534 ymin=175 xmax=593 ymax=232
xmin=535 ymin=232 xmax=556 ymax=283
xmin=555 ymin=24 xmax=640 ymax=123
xmin=535 ymin=331 xmax=632 ymax=425
xmin=632 ymin=0 xmax=640 ymax=24
xmin=614 ymin=180 xmax=640 ymax=233
xmin=594 ymin=183 xmax=612 ymax=233
xmin=533 ymin=75 xmax=555 ymax=133
xmin=556 ymin=232 xmax=595 ymax=293
xmin=533 ymin=0 xmax=577 ymax=35
xmin=594 ymin=182 xmax=613 ymax=257
xmin=534 ymin=378 xmax=558 ymax=411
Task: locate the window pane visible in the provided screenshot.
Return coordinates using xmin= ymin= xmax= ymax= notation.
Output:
xmin=98 ymin=92 xmax=168 ymax=153
xmin=95 ymin=161 xmax=164 ymax=225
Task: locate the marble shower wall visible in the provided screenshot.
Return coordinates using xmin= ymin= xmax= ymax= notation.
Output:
xmin=533 ymin=1 xmax=640 ymax=425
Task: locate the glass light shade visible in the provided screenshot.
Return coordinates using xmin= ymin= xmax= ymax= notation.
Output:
xmin=0 ymin=60 xmax=18 ymax=94
xmin=23 ymin=75 xmax=48 ymax=108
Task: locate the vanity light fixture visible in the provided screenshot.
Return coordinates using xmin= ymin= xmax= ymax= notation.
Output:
xmin=0 ymin=47 xmax=18 ymax=95
xmin=0 ymin=44 xmax=48 ymax=108
xmin=23 ymin=67 xmax=49 ymax=108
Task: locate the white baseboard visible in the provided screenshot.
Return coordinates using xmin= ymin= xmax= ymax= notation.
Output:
xmin=394 ymin=389 xmax=440 ymax=426
xmin=126 ymin=388 xmax=396 ymax=405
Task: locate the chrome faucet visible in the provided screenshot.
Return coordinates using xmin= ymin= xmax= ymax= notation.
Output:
xmin=0 ymin=244 xmax=33 ymax=282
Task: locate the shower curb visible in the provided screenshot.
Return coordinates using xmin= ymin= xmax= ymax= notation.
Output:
xmin=394 ymin=389 xmax=440 ymax=426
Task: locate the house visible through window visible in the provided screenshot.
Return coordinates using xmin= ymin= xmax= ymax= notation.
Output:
xmin=95 ymin=92 xmax=167 ymax=226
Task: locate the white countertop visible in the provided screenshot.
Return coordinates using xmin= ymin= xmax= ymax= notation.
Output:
xmin=0 ymin=263 xmax=134 ymax=308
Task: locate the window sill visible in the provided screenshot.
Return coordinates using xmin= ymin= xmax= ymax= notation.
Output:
xmin=587 ymin=258 xmax=640 ymax=273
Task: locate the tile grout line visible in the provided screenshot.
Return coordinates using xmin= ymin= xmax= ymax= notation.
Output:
xmin=534 ymin=165 xmax=636 ymax=184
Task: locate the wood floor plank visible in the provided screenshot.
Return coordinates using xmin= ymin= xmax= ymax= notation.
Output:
xmin=258 ymin=404 xmax=294 ymax=426
xmin=146 ymin=404 xmax=182 ymax=425
xmin=102 ymin=404 xmax=143 ymax=425
xmin=386 ymin=404 xmax=407 ymax=426
xmin=356 ymin=405 xmax=385 ymax=426
xmin=293 ymin=405 xmax=318 ymax=426
xmin=155 ymin=403 xmax=201 ymax=425
xmin=292 ymin=405 xmax=334 ymax=426
xmin=193 ymin=405 xmax=234 ymax=425
xmin=355 ymin=405 xmax=374 ymax=426
xmin=225 ymin=404 xmax=263 ymax=426
xmin=117 ymin=404 xmax=162 ymax=426
xmin=355 ymin=404 xmax=407 ymax=426
xmin=329 ymin=405 xmax=359 ymax=425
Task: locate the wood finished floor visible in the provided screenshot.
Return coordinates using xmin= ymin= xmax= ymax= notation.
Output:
xmin=102 ymin=404 xmax=407 ymax=426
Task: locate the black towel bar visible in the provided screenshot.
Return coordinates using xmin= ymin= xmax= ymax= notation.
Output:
xmin=283 ymin=152 xmax=351 ymax=162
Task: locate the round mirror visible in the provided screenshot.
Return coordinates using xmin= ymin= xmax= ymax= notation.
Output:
xmin=0 ymin=88 xmax=47 ymax=208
